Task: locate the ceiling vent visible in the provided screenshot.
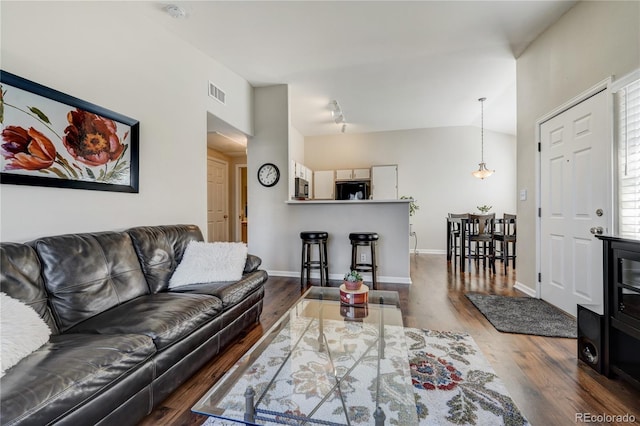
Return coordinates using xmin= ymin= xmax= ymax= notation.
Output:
xmin=208 ymin=81 xmax=226 ymax=105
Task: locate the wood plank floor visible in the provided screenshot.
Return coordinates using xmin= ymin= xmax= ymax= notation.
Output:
xmin=139 ymin=254 xmax=640 ymax=426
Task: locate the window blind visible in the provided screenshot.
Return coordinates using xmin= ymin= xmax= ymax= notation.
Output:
xmin=616 ymin=78 xmax=640 ymax=239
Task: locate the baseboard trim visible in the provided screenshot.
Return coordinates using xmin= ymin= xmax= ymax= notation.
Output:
xmin=514 ymin=281 xmax=537 ymax=297
xmin=267 ymin=270 xmax=412 ymax=285
xmin=413 ymin=249 xmax=446 ymax=255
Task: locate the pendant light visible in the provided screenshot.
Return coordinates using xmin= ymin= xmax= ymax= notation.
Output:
xmin=472 ymin=97 xmax=494 ymax=179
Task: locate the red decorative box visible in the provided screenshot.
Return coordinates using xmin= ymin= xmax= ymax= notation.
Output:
xmin=340 ymin=284 xmax=369 ymax=306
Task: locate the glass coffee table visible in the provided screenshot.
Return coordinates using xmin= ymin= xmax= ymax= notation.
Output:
xmin=193 ymin=286 xmax=418 ymax=425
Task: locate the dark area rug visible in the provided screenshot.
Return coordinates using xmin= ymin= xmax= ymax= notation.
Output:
xmin=465 ymin=293 xmax=577 ymax=338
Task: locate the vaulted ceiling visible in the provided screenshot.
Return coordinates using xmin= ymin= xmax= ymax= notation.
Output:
xmin=140 ymin=1 xmax=577 ymax=138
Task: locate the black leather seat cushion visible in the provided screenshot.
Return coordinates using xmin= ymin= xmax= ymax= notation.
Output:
xmin=67 ymin=293 xmax=223 ymax=351
xmin=127 ymin=225 xmax=204 ymax=293
xmin=349 ymin=232 xmax=379 ymax=241
xmin=170 ymin=270 xmax=268 ymax=309
xmin=300 ymin=231 xmax=329 ymax=240
xmin=31 ymin=231 xmax=150 ymax=332
xmin=243 ymin=254 xmax=262 ymax=273
xmin=0 ymin=243 xmax=59 ymax=333
xmin=0 ymin=333 xmax=155 ymax=426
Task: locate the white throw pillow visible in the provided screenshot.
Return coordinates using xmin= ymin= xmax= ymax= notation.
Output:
xmin=169 ymin=241 xmax=248 ymax=288
xmin=1 ymin=292 xmax=51 ymax=377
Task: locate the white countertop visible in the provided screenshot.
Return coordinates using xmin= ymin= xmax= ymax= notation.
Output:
xmin=286 ymin=199 xmax=412 ymax=205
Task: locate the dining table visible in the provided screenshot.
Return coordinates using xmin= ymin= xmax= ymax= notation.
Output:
xmin=446 ymin=215 xmax=503 ymax=273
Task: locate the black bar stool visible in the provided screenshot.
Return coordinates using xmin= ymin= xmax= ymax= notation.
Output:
xmin=349 ymin=232 xmax=379 ymax=290
xmin=300 ymin=231 xmax=329 ymax=289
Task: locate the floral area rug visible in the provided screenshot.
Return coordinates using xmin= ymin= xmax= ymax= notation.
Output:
xmin=202 ymin=328 xmax=528 ymax=426
xmin=405 ymin=329 xmax=528 ymax=425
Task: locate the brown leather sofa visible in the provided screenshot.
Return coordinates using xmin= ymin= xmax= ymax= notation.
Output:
xmin=0 ymin=224 xmax=267 ymax=426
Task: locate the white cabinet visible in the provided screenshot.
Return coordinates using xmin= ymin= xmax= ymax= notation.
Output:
xmin=335 ymin=169 xmax=352 ymax=180
xmin=293 ymin=162 xmax=311 ymax=180
xmin=353 ymin=168 xmax=371 ymax=179
xmin=336 ymin=168 xmax=370 ymax=180
xmin=313 ymin=170 xmax=335 ymax=199
xmin=371 ymin=165 xmax=398 ymax=199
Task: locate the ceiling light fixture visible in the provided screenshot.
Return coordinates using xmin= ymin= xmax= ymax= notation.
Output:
xmin=165 ymin=4 xmax=186 ymax=18
xmin=472 ymin=97 xmax=494 ymax=179
xmin=328 ymin=100 xmax=347 ymax=133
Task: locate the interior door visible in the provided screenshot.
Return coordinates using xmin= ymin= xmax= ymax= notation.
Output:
xmin=540 ymin=89 xmax=610 ymax=316
xmin=207 ymin=157 xmax=229 ymax=242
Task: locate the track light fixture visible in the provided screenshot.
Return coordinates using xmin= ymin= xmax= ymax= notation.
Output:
xmin=328 ymin=100 xmax=347 ymax=133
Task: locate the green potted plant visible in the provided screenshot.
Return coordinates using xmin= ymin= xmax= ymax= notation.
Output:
xmin=477 ymin=205 xmax=492 ymax=214
xmin=343 ymin=270 xmax=364 ymax=291
xmin=400 ymin=196 xmax=420 ymax=217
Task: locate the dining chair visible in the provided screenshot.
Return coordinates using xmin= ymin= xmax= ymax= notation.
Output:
xmin=493 ymin=213 xmax=516 ymax=273
xmin=465 ymin=213 xmax=496 ymax=273
xmin=447 ymin=213 xmax=468 ymax=265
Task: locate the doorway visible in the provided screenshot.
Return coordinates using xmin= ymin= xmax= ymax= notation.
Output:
xmin=539 ymin=86 xmax=612 ymax=316
xmin=206 ymin=112 xmax=249 ymax=243
xmin=236 ymin=165 xmax=248 ymax=243
xmin=207 ymin=157 xmax=229 ymax=242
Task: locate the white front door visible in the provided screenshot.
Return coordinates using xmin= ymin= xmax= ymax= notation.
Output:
xmin=207 ymin=157 xmax=229 ymax=242
xmin=540 ymin=89 xmax=611 ymax=316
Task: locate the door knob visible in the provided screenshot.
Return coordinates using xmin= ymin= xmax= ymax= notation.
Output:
xmin=590 ymin=226 xmax=603 ymax=235
xmin=224 ymin=215 xmax=228 ymax=219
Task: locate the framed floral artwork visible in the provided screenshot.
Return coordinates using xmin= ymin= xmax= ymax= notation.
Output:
xmin=0 ymin=70 xmax=139 ymax=193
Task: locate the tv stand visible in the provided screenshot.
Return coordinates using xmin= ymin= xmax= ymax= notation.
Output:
xmin=598 ymin=235 xmax=640 ymax=390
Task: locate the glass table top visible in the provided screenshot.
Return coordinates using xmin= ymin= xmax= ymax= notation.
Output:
xmin=192 ymin=286 xmax=417 ymax=425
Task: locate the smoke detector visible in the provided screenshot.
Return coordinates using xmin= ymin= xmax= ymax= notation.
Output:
xmin=165 ymin=4 xmax=186 ymax=18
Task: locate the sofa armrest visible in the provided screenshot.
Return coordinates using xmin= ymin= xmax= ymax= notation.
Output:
xmin=243 ymin=254 xmax=262 ymax=274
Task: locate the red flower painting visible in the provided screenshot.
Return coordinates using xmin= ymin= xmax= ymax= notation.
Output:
xmin=63 ymin=109 xmax=125 ymax=167
xmin=1 ymin=74 xmax=136 ymax=190
xmin=1 ymin=125 xmax=56 ymax=170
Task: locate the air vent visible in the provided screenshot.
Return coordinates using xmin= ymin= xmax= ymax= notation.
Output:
xmin=208 ymin=81 xmax=226 ymax=104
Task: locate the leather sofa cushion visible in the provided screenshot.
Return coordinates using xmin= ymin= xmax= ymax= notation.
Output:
xmin=169 ymin=270 xmax=267 ymax=309
xmin=243 ymin=254 xmax=262 ymax=273
xmin=0 ymin=243 xmax=59 ymax=334
xmin=68 ymin=293 xmax=223 ymax=351
xmin=128 ymin=224 xmax=204 ymax=293
xmin=31 ymin=232 xmax=150 ymax=332
xmin=0 ymin=333 xmax=155 ymax=426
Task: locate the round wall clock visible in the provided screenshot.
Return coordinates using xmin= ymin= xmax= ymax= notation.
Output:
xmin=257 ymin=163 xmax=280 ymax=187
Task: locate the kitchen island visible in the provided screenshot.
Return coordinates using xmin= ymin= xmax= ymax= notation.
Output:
xmin=286 ymin=199 xmax=412 ymax=284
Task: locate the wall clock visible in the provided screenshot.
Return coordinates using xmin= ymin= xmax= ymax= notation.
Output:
xmin=257 ymin=163 xmax=280 ymax=187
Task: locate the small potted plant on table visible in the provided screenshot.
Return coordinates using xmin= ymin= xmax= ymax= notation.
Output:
xmin=343 ymin=270 xmax=364 ymax=291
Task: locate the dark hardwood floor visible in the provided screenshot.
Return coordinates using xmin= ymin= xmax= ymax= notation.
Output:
xmin=139 ymin=254 xmax=640 ymax=426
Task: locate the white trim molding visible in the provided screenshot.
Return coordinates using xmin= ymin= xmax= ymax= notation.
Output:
xmin=267 ymin=270 xmax=412 ymax=285
xmin=514 ymin=281 xmax=537 ymax=298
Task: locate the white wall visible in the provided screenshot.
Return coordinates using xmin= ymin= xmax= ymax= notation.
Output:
xmin=0 ymin=1 xmax=253 ymax=242
xmin=305 ymin=127 xmax=517 ymax=253
xmin=248 ymin=85 xmax=293 ymax=270
xmin=516 ymin=0 xmax=640 ymax=293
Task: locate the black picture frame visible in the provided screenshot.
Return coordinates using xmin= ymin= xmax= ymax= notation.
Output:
xmin=0 ymin=70 xmax=139 ymax=193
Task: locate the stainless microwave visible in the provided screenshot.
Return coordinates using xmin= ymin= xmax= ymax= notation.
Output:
xmin=294 ymin=177 xmax=309 ymax=199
